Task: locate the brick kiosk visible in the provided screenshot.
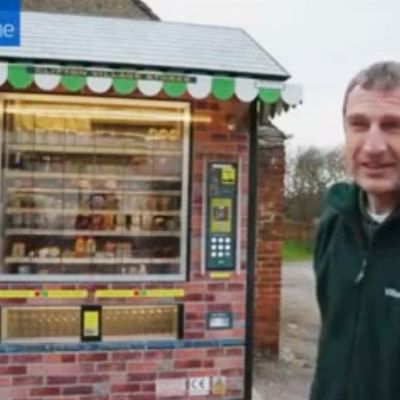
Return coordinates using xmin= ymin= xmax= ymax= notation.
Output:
xmin=0 ymin=12 xmax=302 ymax=400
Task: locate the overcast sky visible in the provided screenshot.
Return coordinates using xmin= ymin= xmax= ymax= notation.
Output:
xmin=145 ymin=0 xmax=399 ymax=150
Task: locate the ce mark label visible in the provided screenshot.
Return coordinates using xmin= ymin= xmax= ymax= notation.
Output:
xmin=188 ymin=377 xmax=210 ymax=396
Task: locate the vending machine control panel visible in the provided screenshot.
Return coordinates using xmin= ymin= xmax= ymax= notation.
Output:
xmin=205 ymin=162 xmax=238 ymax=270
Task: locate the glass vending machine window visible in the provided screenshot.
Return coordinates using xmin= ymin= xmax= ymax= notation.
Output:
xmin=1 ymin=95 xmax=190 ymax=281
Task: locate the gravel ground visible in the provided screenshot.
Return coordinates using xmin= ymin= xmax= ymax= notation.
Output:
xmin=253 ymin=261 xmax=320 ymax=400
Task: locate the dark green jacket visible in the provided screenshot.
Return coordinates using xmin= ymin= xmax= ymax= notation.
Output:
xmin=310 ymin=182 xmax=400 ymax=400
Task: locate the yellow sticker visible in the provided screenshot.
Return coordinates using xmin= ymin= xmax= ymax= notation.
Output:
xmin=210 ymin=272 xmax=232 ymax=280
xmin=143 ymin=289 xmax=185 ymax=298
xmin=95 ymin=290 xmax=133 ymax=298
xmin=221 ymin=166 xmax=236 ymax=184
xmin=211 ymin=376 xmax=227 ymax=396
xmin=45 ymin=290 xmax=88 ymax=299
xmin=83 ymin=311 xmax=99 ymax=337
xmin=95 ymin=289 xmax=185 ymax=298
xmin=0 ymin=290 xmax=36 ymax=298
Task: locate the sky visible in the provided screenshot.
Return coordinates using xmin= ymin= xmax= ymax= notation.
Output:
xmin=144 ymin=0 xmax=399 ymax=150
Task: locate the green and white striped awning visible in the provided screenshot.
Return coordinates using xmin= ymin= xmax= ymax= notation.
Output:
xmin=0 ymin=62 xmax=302 ymax=105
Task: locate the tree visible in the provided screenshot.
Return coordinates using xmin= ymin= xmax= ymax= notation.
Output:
xmin=285 ymin=146 xmax=347 ymax=223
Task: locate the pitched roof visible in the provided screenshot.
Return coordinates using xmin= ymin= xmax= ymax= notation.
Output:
xmin=258 ymin=122 xmax=289 ymax=147
xmin=131 ymin=0 xmax=159 ymax=20
xmin=0 ymin=12 xmax=289 ymax=80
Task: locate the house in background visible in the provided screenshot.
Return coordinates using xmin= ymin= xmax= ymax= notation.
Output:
xmin=23 ymin=0 xmax=159 ymax=20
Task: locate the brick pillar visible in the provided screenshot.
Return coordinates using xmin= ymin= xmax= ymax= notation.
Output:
xmin=254 ymin=130 xmax=285 ymax=357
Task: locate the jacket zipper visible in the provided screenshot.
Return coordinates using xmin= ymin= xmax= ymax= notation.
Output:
xmin=354 ymin=259 xmax=367 ymax=285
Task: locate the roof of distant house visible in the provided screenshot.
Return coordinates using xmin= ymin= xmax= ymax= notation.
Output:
xmin=131 ymin=0 xmax=159 ymax=20
xmin=22 ymin=0 xmax=159 ymax=21
xmin=258 ymin=122 xmax=290 ymax=147
xmin=0 ymin=12 xmax=289 ymax=80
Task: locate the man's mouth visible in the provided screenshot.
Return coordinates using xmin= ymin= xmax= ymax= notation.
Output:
xmin=361 ymin=163 xmax=395 ymax=169
xmin=360 ymin=163 xmax=397 ymax=175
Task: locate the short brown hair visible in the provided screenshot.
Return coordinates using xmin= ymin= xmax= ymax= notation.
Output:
xmin=343 ymin=61 xmax=400 ymax=114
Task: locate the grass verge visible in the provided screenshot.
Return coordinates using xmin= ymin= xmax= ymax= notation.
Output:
xmin=282 ymin=240 xmax=313 ymax=262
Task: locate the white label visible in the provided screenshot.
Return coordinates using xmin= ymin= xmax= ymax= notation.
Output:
xmin=156 ymin=379 xmax=186 ymax=397
xmin=189 ymin=377 xmax=210 ymax=396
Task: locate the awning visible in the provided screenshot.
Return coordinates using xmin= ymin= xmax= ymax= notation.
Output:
xmin=0 ymin=62 xmax=303 ymax=106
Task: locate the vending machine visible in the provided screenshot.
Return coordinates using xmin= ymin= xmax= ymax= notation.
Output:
xmin=0 ymin=11 xmax=301 ymax=400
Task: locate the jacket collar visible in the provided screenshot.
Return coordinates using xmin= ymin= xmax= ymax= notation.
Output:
xmin=325 ymin=182 xmax=360 ymax=216
xmin=326 ymin=182 xmax=400 ymax=222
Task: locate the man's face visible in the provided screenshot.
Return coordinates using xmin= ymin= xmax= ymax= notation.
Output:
xmin=344 ymin=85 xmax=400 ymax=196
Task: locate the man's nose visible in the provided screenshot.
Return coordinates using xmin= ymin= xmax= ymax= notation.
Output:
xmin=362 ymin=124 xmax=388 ymax=155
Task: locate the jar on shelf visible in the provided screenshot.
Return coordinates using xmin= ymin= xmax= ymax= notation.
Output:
xmin=85 ymin=238 xmax=96 ymax=257
xmin=11 ymin=242 xmax=26 ymax=257
xmin=75 ymin=237 xmax=86 ymax=257
xmin=90 ymin=214 xmax=104 ymax=231
xmin=152 ymin=216 xmax=167 ymax=231
xmin=103 ymin=214 xmax=116 ymax=231
xmin=141 ymin=214 xmax=153 ymax=230
xmin=104 ymin=241 xmax=116 ymax=258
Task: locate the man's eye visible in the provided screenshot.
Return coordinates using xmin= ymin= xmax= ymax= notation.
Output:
xmin=382 ymin=120 xmax=400 ymax=132
xmin=349 ymin=119 xmax=368 ymax=130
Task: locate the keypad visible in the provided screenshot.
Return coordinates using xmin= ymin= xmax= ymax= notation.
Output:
xmin=208 ymin=236 xmax=233 ymax=267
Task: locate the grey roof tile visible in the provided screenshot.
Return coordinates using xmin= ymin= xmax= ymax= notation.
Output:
xmin=0 ymin=12 xmax=289 ymax=80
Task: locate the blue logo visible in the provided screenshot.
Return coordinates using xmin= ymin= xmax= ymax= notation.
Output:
xmin=0 ymin=0 xmax=20 ymax=46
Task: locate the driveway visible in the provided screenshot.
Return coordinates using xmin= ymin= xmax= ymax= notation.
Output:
xmin=253 ymin=261 xmax=320 ymax=400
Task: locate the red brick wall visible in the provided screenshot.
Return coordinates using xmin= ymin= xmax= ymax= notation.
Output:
xmin=0 ymin=347 xmax=245 ymax=399
xmin=254 ymin=143 xmax=285 ymax=356
xmin=0 ymin=86 xmax=251 ymax=399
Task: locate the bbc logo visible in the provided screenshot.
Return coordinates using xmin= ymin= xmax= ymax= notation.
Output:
xmin=0 ymin=0 xmax=20 ymax=46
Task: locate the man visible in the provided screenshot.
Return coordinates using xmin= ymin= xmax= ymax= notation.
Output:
xmin=310 ymin=62 xmax=400 ymax=400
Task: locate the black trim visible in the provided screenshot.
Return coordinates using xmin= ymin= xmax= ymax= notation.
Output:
xmin=0 ymin=57 xmax=290 ymax=82
xmin=186 ymin=101 xmax=194 ymax=282
xmin=244 ymin=100 xmax=258 ymax=400
xmin=130 ymin=0 xmax=160 ymax=21
xmin=81 ymin=305 xmax=102 ymax=342
xmin=177 ymin=303 xmax=185 ymax=340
